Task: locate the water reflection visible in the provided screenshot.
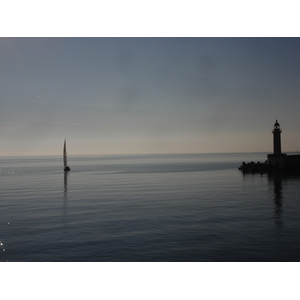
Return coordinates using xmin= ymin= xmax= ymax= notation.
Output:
xmin=269 ymin=172 xmax=283 ymax=228
xmin=63 ymin=171 xmax=69 ymax=224
xmin=64 ymin=171 xmax=68 ymax=194
xmin=267 ymin=171 xmax=300 ymax=229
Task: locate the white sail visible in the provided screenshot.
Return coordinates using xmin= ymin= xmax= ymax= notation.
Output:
xmin=63 ymin=139 xmax=70 ymax=171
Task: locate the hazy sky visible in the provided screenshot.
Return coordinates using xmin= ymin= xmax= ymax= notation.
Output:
xmin=1 ymin=37 xmax=300 ymax=156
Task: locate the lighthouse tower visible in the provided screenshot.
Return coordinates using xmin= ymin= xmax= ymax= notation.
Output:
xmin=267 ymin=120 xmax=300 ymax=170
xmin=268 ymin=119 xmax=286 ymax=169
xmin=272 ymin=119 xmax=282 ymax=155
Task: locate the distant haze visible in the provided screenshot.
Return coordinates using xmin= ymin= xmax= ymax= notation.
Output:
xmin=1 ymin=37 xmax=300 ymax=156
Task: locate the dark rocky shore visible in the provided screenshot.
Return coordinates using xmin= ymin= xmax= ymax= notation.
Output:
xmin=239 ymin=160 xmax=300 ymax=173
xmin=238 ymin=161 xmax=270 ymax=173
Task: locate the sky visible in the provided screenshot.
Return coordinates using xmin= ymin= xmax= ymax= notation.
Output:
xmin=1 ymin=37 xmax=300 ymax=156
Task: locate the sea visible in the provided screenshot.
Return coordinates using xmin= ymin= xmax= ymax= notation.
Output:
xmin=1 ymin=152 xmax=300 ymax=263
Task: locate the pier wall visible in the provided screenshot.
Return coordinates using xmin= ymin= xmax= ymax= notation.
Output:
xmin=286 ymin=155 xmax=300 ymax=169
xmin=267 ymin=154 xmax=300 ymax=170
xmin=267 ymin=154 xmax=287 ymax=169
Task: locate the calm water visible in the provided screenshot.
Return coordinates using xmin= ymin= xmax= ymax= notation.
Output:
xmin=1 ymin=153 xmax=300 ymax=262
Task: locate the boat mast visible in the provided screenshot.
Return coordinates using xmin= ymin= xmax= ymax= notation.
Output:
xmin=63 ymin=139 xmax=70 ymax=171
xmin=63 ymin=139 xmax=67 ymax=167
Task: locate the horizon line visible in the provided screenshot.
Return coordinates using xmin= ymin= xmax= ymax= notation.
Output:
xmin=0 ymin=151 xmax=272 ymax=158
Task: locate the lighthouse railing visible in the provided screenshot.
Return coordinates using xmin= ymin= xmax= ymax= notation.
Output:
xmin=286 ymin=152 xmax=300 ymax=156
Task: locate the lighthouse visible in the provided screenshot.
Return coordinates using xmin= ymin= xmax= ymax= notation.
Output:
xmin=268 ymin=119 xmax=288 ymax=170
xmin=241 ymin=120 xmax=300 ymax=172
xmin=240 ymin=120 xmax=300 ymax=171
xmin=272 ymin=119 xmax=282 ymax=155
xmin=267 ymin=119 xmax=286 ymax=169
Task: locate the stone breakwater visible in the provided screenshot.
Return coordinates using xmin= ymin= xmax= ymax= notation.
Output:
xmin=238 ymin=161 xmax=270 ymax=173
xmin=239 ymin=157 xmax=300 ymax=173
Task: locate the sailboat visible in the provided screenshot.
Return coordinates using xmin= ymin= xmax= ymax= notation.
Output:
xmin=63 ymin=139 xmax=71 ymax=171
